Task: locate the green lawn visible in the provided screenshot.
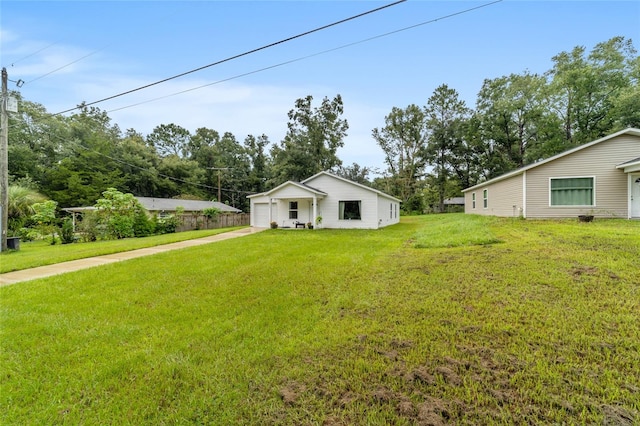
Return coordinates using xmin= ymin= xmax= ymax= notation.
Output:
xmin=0 ymin=227 xmax=245 ymax=274
xmin=1 ymin=215 xmax=639 ymax=424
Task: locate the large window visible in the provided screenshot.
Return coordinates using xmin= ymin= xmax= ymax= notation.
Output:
xmin=550 ymin=177 xmax=594 ymax=206
xmin=289 ymin=201 xmax=298 ymax=219
xmin=339 ymin=200 xmax=361 ymax=220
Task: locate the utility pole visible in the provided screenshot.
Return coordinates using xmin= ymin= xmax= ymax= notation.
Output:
xmin=207 ymin=167 xmax=231 ymax=203
xmin=1 ymin=67 xmax=8 ymax=252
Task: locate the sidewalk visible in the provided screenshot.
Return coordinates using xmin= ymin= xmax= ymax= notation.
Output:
xmin=0 ymin=227 xmax=265 ymax=286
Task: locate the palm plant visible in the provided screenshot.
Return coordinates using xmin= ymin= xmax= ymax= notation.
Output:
xmin=8 ymin=185 xmax=46 ymax=235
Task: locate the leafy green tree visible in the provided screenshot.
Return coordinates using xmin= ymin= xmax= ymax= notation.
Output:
xmin=610 ymin=55 xmax=640 ymax=129
xmin=7 ymin=95 xmax=70 ymax=184
xmin=334 ymin=163 xmax=372 ymax=185
xmin=272 ymin=95 xmax=348 ymax=183
xmin=244 ymin=134 xmax=270 ymax=194
xmin=476 ymin=72 xmax=561 ymax=170
xmin=156 ymin=156 xmax=206 ymax=199
xmin=147 ymin=123 xmax=192 ymax=158
xmin=424 ymin=84 xmax=470 ymax=212
xmin=546 ymin=36 xmax=637 ymax=144
xmin=31 ymin=200 xmax=59 ymax=244
xmin=116 ymin=130 xmax=163 ymax=197
xmin=372 ymin=104 xmax=427 ymax=203
xmin=95 ymin=188 xmax=148 ymax=239
xmin=41 ymin=105 xmax=125 ymax=207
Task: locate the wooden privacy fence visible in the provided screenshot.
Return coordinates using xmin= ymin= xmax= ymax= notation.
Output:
xmin=176 ymin=213 xmax=250 ymax=232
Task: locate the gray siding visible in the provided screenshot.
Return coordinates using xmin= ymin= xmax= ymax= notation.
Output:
xmin=526 ymin=134 xmax=637 ymax=218
xmin=465 ymin=175 xmax=523 ymax=217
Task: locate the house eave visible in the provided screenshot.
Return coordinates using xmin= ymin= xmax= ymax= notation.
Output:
xmin=463 ymin=127 xmax=640 ymax=192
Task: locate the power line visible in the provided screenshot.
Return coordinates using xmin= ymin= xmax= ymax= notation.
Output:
xmin=12 ymin=3 xmax=189 ymax=86
xmin=52 ymin=0 xmax=407 ymax=116
xmin=66 ymin=138 xmax=257 ymax=195
xmin=107 ymin=0 xmax=504 ymax=114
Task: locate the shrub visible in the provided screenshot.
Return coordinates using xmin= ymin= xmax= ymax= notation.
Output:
xmin=78 ymin=211 xmax=100 ymax=242
xmin=133 ymin=208 xmax=155 ymax=237
xmin=154 ymin=215 xmax=179 ymax=234
xmin=203 ymin=207 xmax=220 ymax=219
xmin=95 ymin=188 xmax=150 ymax=239
xmin=270 ymin=221 xmax=278 ymax=229
xmin=60 ymin=217 xmax=75 ymax=244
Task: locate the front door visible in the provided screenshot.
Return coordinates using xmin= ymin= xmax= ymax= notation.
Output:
xmin=632 ymin=174 xmax=640 ymax=218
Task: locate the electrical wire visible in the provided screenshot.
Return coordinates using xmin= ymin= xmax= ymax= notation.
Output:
xmin=52 ymin=0 xmax=407 ymax=115
xmin=106 ymin=0 xmax=503 ymax=114
xmin=9 ymin=3 xmax=188 ymax=85
xmin=6 ymin=0 xmax=503 ymax=197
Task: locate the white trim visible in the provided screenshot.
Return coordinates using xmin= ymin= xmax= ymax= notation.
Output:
xmin=630 ymin=173 xmax=640 ymax=218
xmin=483 ymin=189 xmax=488 ymax=209
xmin=616 ymin=158 xmax=640 ymax=173
xmin=548 ymin=176 xmax=596 ymax=207
xmin=463 ymin=128 xmax=640 ymax=193
xmin=522 ymin=171 xmax=527 ymax=218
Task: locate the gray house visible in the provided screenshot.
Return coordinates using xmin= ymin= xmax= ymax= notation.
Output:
xmin=134 ymin=197 xmax=242 ymax=215
xmin=462 ymin=128 xmax=640 ymax=219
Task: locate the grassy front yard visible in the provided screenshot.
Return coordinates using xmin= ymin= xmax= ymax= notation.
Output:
xmin=0 ymin=227 xmax=245 ymax=274
xmin=1 ymin=215 xmax=638 ymax=424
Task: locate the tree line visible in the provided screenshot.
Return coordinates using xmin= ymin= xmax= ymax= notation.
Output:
xmin=7 ymin=36 xmax=638 ymax=214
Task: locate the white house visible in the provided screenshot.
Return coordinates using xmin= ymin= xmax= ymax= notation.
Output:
xmin=462 ymin=128 xmax=640 ymax=219
xmin=248 ymin=171 xmax=401 ymax=229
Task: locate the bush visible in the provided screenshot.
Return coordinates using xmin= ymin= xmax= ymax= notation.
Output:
xmin=133 ymin=208 xmax=155 ymax=237
xmin=154 ymin=215 xmax=179 ymax=234
xmin=78 ymin=211 xmax=100 ymax=242
xmin=60 ymin=217 xmax=75 ymax=244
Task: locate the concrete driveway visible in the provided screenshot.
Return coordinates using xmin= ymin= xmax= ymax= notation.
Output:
xmin=0 ymin=227 xmax=265 ymax=286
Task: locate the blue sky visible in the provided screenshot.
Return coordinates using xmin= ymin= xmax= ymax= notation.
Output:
xmin=1 ymin=1 xmax=639 ymax=171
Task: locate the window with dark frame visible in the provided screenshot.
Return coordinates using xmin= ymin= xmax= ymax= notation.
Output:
xmin=289 ymin=201 xmax=298 ymax=219
xmin=339 ymin=200 xmax=361 ymax=220
xmin=472 ymin=192 xmax=476 ymax=209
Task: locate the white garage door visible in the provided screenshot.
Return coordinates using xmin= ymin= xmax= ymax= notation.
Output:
xmin=252 ymin=203 xmax=270 ymax=228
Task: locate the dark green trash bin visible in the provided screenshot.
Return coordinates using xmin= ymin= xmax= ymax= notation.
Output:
xmin=7 ymin=237 xmax=21 ymax=250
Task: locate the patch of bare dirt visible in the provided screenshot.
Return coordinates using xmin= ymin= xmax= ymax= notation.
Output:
xmin=571 ymin=265 xmax=599 ymax=278
xmin=435 ymin=366 xmax=462 ymax=386
xmin=406 ymin=366 xmax=436 ymax=386
xmin=279 ymin=381 xmax=306 ymax=406
xmin=417 ymin=397 xmax=451 ymax=426
xmin=602 ymin=404 xmax=636 ymax=426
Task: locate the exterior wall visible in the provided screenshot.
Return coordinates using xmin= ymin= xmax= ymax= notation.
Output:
xmin=377 ymin=197 xmax=400 ymax=228
xmin=306 ymin=174 xmax=380 ymax=229
xmin=465 ymin=175 xmax=524 ymax=217
xmin=249 ymin=173 xmax=401 ymax=229
xmin=525 ymin=135 xmax=636 ymax=218
xmin=273 ymin=198 xmax=315 ymax=228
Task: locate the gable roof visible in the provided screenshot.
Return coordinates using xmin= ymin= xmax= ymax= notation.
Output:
xmin=247 ymin=181 xmax=328 ymax=198
xmin=463 ymin=128 xmax=640 ymax=192
xmin=135 ymin=197 xmax=242 ymax=213
xmin=303 ymin=171 xmax=401 ymax=202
